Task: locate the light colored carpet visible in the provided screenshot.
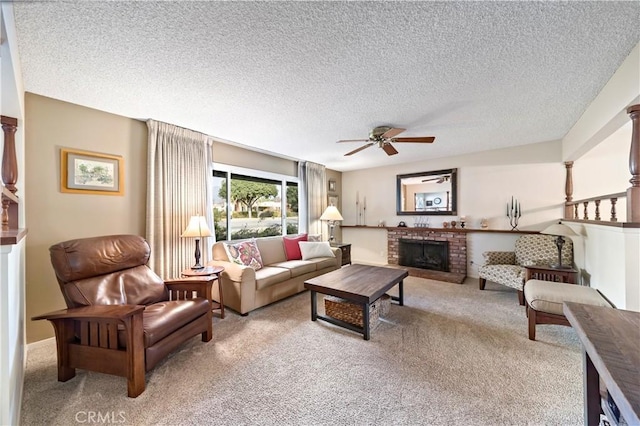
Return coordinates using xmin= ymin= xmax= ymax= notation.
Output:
xmin=21 ymin=277 xmax=583 ymax=425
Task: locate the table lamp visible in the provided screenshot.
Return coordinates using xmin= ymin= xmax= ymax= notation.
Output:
xmin=319 ymin=205 xmax=344 ymax=243
xmin=181 ymin=215 xmax=213 ymax=270
xmin=540 ymin=222 xmax=578 ymax=269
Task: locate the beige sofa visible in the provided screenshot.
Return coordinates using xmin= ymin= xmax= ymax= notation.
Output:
xmin=207 ymin=236 xmax=341 ymax=315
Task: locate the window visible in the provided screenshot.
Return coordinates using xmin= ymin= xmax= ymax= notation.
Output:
xmin=213 ymin=165 xmax=299 ymax=241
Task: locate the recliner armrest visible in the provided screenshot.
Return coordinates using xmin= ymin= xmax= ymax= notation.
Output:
xmin=32 ymin=304 xmax=145 ymax=322
xmin=165 ymin=277 xmax=214 ymax=300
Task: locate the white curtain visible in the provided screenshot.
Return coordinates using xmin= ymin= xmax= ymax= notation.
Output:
xmin=298 ymin=161 xmax=326 ymax=238
xmin=146 ymin=120 xmax=214 ymax=278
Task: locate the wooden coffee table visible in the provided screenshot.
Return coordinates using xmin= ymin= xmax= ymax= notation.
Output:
xmin=304 ymin=264 xmax=408 ymax=340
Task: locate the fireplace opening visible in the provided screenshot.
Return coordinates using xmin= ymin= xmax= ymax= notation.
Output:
xmin=399 ymin=239 xmax=449 ymax=272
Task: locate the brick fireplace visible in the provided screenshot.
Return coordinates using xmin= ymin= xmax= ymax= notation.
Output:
xmin=388 ymin=228 xmax=467 ymax=283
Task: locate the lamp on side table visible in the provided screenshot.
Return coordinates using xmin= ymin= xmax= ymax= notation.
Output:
xmin=181 ymin=215 xmax=213 ymax=270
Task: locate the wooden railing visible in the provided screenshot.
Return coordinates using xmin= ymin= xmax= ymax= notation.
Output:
xmin=1 ymin=115 xmax=24 ymax=244
xmin=563 ymin=104 xmax=640 ymax=228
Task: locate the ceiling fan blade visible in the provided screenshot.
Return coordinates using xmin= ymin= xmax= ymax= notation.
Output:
xmin=381 ymin=127 xmax=406 ymax=139
xmin=393 ymin=136 xmax=436 ymax=143
xmin=337 ymin=139 xmax=369 ymax=143
xmin=382 ymin=143 xmax=399 ymax=156
xmin=344 ymin=143 xmax=374 ymax=156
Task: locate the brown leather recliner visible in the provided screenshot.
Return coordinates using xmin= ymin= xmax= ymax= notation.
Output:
xmin=33 ymin=234 xmax=214 ymax=397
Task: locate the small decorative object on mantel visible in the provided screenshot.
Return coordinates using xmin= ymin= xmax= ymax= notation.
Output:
xmin=378 ymin=220 xmax=385 ymax=227
xmin=450 ymin=220 xmax=457 ymax=228
xmin=442 ymin=221 xmax=450 ymax=228
xmin=480 ymin=218 xmax=489 ymax=229
xmin=507 ymin=196 xmax=522 ymax=230
xmin=459 ymin=216 xmax=466 ymax=228
xmin=413 ymin=216 xmax=430 ymax=228
xmin=398 ymin=221 xmax=407 ymax=227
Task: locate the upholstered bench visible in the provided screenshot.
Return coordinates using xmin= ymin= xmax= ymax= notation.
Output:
xmin=524 ymin=280 xmax=614 ymax=341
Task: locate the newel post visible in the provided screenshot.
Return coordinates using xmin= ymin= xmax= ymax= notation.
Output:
xmin=564 ymin=161 xmax=574 ymax=219
xmin=1 ymin=116 xmax=18 ymax=194
xmin=627 ymin=104 xmax=640 ymax=222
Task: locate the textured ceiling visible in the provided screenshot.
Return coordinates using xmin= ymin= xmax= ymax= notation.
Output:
xmin=12 ymin=1 xmax=640 ymax=172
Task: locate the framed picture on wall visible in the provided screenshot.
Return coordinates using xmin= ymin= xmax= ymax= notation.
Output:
xmin=328 ymin=195 xmax=338 ymax=207
xmin=328 ymin=179 xmax=336 ymax=193
xmin=60 ymin=148 xmax=124 ymax=196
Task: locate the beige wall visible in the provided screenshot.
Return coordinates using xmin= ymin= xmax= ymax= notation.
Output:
xmin=25 ymin=93 xmax=148 ymax=342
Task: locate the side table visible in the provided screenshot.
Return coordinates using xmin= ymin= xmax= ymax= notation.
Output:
xmin=181 ymin=266 xmax=225 ymax=318
xmin=330 ymin=243 xmax=351 ymax=266
xmin=525 ymin=265 xmax=578 ymax=284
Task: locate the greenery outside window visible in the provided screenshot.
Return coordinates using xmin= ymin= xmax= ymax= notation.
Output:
xmin=213 ymin=165 xmax=299 ymax=241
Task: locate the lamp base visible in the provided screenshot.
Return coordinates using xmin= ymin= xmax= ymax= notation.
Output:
xmin=191 ymin=264 xmax=205 ymax=270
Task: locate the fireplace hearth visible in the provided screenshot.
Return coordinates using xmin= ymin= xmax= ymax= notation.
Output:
xmin=399 ymin=239 xmax=449 ymax=272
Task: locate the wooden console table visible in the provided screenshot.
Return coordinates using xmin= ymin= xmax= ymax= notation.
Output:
xmin=563 ymin=302 xmax=640 ymax=426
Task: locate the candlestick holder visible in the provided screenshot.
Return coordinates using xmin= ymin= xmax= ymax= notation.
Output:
xmin=506 ymin=196 xmax=522 ymax=230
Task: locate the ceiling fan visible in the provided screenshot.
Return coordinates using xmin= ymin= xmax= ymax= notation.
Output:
xmin=422 ymin=175 xmax=450 ymax=184
xmin=338 ymin=126 xmax=435 ymax=156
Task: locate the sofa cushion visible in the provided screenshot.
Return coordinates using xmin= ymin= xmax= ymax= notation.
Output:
xmin=306 ymin=256 xmax=338 ymax=270
xmin=255 ymin=236 xmax=288 ymax=265
xmin=255 ymin=266 xmax=291 ymax=290
xmin=270 ymin=260 xmax=316 ymax=277
xmin=224 ymin=239 xmax=264 ymax=271
xmin=283 ymin=234 xmax=308 ymax=260
xmin=299 ymin=241 xmax=335 ymax=260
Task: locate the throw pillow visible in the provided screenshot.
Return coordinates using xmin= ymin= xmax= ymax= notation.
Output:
xmin=307 ymin=234 xmax=322 ymax=242
xmin=299 ymin=241 xmax=335 ymax=260
xmin=224 ymin=239 xmax=264 ymax=270
xmin=283 ymin=234 xmax=308 ymax=260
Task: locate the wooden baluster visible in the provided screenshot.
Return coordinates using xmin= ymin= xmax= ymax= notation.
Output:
xmin=574 ymin=204 xmax=579 ymax=220
xmin=594 ymin=200 xmax=601 ymax=220
xmin=1 ymin=199 xmax=9 ymax=231
xmin=564 ymin=161 xmax=574 ymax=219
xmin=627 ymin=104 xmax=640 ymax=222
xmin=583 ymin=202 xmax=589 ymax=220
xmin=1 ymin=116 xmax=18 ymax=195
xmin=611 ymin=198 xmax=618 ymax=222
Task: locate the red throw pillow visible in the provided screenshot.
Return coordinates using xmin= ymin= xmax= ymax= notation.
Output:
xmin=283 ymin=234 xmax=308 ymax=260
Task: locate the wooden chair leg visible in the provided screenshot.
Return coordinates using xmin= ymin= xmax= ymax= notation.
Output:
xmin=202 ymin=309 xmax=213 ymax=342
xmin=479 ymin=277 xmax=486 ymax=290
xmin=125 ymin=314 xmax=146 ymax=398
xmin=52 ymin=319 xmax=76 ymax=382
xmin=528 ymin=308 xmax=537 ymax=341
xmin=518 ymin=290 xmax=525 ymax=306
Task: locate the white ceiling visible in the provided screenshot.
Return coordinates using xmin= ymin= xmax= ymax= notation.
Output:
xmin=12 ymin=1 xmax=640 ymax=172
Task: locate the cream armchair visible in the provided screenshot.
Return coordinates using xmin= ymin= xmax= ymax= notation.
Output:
xmin=478 ymin=234 xmax=573 ymax=305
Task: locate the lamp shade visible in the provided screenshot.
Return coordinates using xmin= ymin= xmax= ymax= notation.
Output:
xmin=540 ymin=222 xmax=578 ymax=238
xmin=319 ymin=206 xmax=344 ymax=222
xmin=181 ymin=216 xmax=213 ymax=238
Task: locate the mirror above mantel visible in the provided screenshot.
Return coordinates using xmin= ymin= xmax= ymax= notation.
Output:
xmin=396 ymin=168 xmax=458 ymax=216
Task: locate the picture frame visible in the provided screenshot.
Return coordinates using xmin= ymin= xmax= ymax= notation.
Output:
xmin=61 ymin=148 xmax=124 ymax=196
xmin=328 ymin=195 xmax=339 ymax=207
xmin=328 ymin=179 xmax=336 ymax=193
